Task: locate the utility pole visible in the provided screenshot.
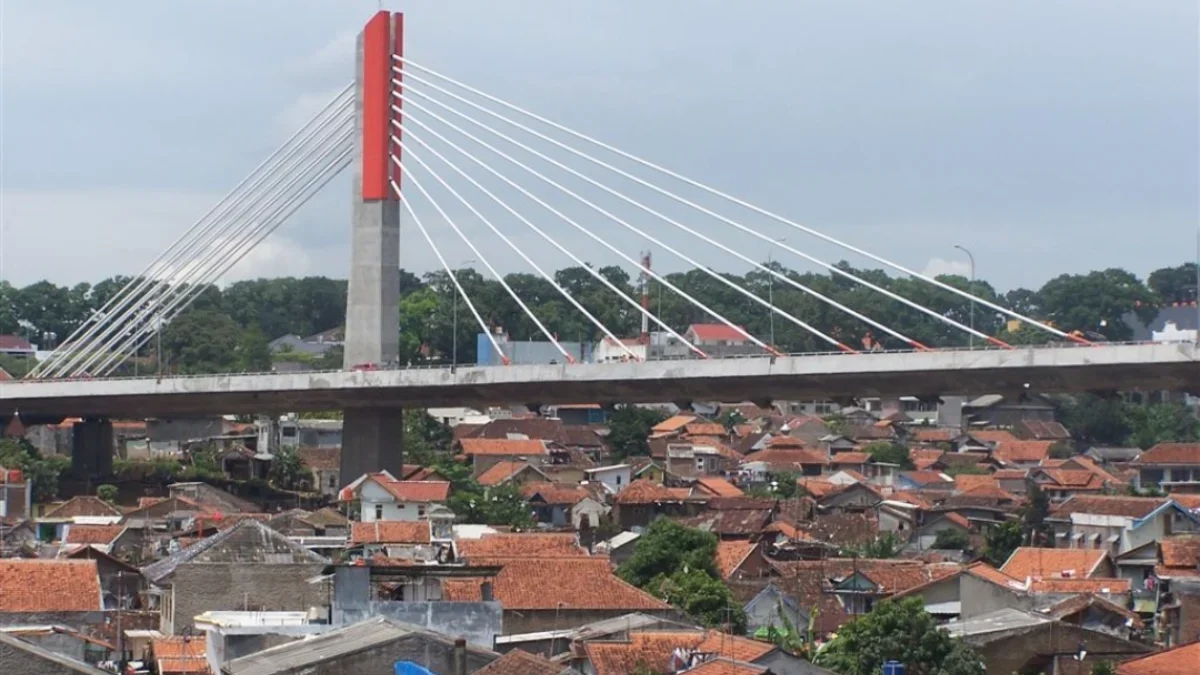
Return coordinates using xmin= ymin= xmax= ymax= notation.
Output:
xmin=954 ymin=245 xmax=977 ymax=348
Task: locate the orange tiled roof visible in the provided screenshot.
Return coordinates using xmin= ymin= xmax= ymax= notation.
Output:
xmin=992 ymin=469 xmax=1028 ymax=480
xmin=456 ymin=533 xmax=586 ymax=558
xmin=744 ymin=448 xmax=828 ymax=472
xmin=459 ymin=438 xmax=549 ymax=456
xmin=1027 ymin=577 xmax=1130 ymax=594
xmin=683 ymin=659 xmax=768 ymax=675
xmin=764 ymin=436 xmax=807 ymax=449
xmin=297 ymin=447 xmax=339 ymax=471
xmin=64 ymin=524 xmax=125 ymax=545
xmin=901 ymin=470 xmax=953 ymax=485
xmin=910 ymin=448 xmax=945 ymax=470
xmin=519 ymin=481 xmax=594 ymax=506
xmin=474 ymin=649 xmax=564 ymax=675
xmin=966 ymin=562 xmax=1028 ymax=590
xmin=379 ymin=480 xmax=451 ymax=503
xmin=971 ymin=430 xmax=1019 ymax=443
xmin=476 ymin=460 xmax=538 ymax=486
xmin=1136 ymin=442 xmax=1200 ymax=465
xmin=685 ymin=423 xmax=727 ymax=437
xmin=911 ymin=428 xmax=957 ymax=443
xmin=42 ymin=495 xmax=122 ymax=519
xmin=584 ymin=630 xmax=774 ymax=675
xmin=695 ymin=477 xmax=745 ymax=498
xmin=796 ymin=478 xmax=839 ymax=498
xmin=1115 ymin=640 xmax=1200 ymax=675
xmin=830 ymin=452 xmax=871 ymax=464
xmin=0 ymin=559 xmax=101 ymax=612
xmin=955 ymin=475 xmax=1000 ymax=492
xmin=614 ymin=479 xmax=685 ymax=504
xmin=715 ymin=540 xmax=757 ymax=579
xmin=1160 ymin=536 xmax=1200 ymax=570
xmin=349 ymin=521 xmax=431 ymax=545
xmin=1001 ymin=547 xmax=1109 ymax=580
xmin=152 ymin=636 xmax=210 ymax=674
xmin=993 ymin=440 xmax=1054 ymax=464
xmin=651 ymin=415 xmax=697 ymax=434
xmin=1036 ymin=469 xmax=1105 ymax=490
xmin=443 ymin=556 xmax=669 ymax=611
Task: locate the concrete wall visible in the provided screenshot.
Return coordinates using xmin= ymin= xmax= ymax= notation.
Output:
xmin=170 ymin=563 xmax=329 ymax=634
xmin=960 ymin=575 xmax=1032 ymax=619
xmin=0 ymin=639 xmax=101 ymax=675
xmin=148 ymin=418 xmax=224 ymax=443
xmin=336 ymin=602 xmax=502 ymax=649
xmin=502 ymin=608 xmax=680 ymax=636
xmin=969 ymin=623 xmax=1147 ymax=674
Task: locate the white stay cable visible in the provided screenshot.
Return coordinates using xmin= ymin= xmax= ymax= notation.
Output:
xmin=392 ymin=180 xmax=508 ymax=366
xmin=91 ymin=141 xmax=355 ymax=376
xmin=44 ymin=95 xmax=355 ymax=378
xmin=393 ymin=73 xmax=980 ymax=351
xmin=395 ymin=87 xmax=922 ymax=351
xmin=392 ymin=155 xmax=576 ymax=363
xmin=396 ymin=100 xmax=802 ymax=356
xmin=33 ymin=86 xmax=355 ymax=378
xmin=62 ymin=116 xmax=355 ymax=377
xmin=393 ymin=139 xmax=639 ymax=361
xmin=398 ymin=123 xmax=705 ymax=359
xmin=394 ymin=57 xmax=1082 ymax=345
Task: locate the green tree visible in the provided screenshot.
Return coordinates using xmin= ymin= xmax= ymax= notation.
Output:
xmin=982 ymin=521 xmax=1024 ymax=567
xmin=0 ymin=354 xmax=34 ymax=378
xmin=863 ymin=442 xmax=914 ymax=470
xmin=649 ymin=569 xmax=747 ymax=632
xmin=618 ymin=518 xmax=719 ymax=587
xmin=161 ymin=309 xmax=243 ymax=374
xmin=1036 ymin=268 xmax=1157 ymax=341
xmin=237 ymin=326 xmax=273 ymax=372
xmin=607 ymin=406 xmax=667 ymax=460
xmin=843 ymin=532 xmax=906 ymax=559
xmin=0 ymin=438 xmax=69 ymax=502
xmin=1048 ymin=441 xmax=1074 ymax=459
xmin=1056 ymin=394 xmax=1132 ymax=446
xmin=1091 ymin=660 xmax=1116 ymax=675
xmin=1147 ymin=262 xmax=1198 ymax=304
xmin=1124 ymin=404 xmax=1200 ymax=449
xmin=932 ymin=529 xmax=969 ymax=551
xmin=403 ymin=410 xmax=452 ymax=467
xmin=97 ymin=484 xmax=119 ymax=503
xmin=813 ymin=597 xmax=985 ymax=675
xmin=1023 ymin=484 xmax=1052 ymax=547
xmin=269 ymin=447 xmax=308 ymax=490
xmin=447 ymin=482 xmax=534 ymax=529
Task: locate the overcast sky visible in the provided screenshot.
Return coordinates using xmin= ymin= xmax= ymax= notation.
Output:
xmin=1 ymin=1 xmax=1196 ymax=293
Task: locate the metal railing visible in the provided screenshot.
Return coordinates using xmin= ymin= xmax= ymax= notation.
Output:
xmin=5 ymin=339 xmax=1191 ymax=386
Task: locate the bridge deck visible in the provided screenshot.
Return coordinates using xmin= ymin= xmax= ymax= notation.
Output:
xmin=2 ymin=342 xmax=1196 ymax=419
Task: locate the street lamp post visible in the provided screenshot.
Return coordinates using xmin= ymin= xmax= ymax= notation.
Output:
xmin=452 ymin=259 xmax=476 ymax=370
xmin=954 ymin=245 xmax=977 ymax=348
xmin=768 ymin=237 xmax=786 ymax=347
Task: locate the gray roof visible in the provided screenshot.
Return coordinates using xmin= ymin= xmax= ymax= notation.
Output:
xmin=0 ymin=632 xmax=110 ymax=674
xmin=224 ymin=617 xmax=496 ymax=675
xmin=941 ymin=609 xmax=1050 ymax=641
xmin=1084 ymin=446 xmax=1143 ymax=462
xmin=141 ymin=519 xmax=329 ymax=584
xmin=268 ymin=334 xmax=333 ymax=356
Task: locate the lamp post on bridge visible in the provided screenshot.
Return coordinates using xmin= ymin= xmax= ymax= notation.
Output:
xmin=954 ymin=244 xmax=976 ymax=349
xmin=452 ymin=259 xmax=476 ymax=371
xmin=768 ymin=237 xmax=786 ymax=348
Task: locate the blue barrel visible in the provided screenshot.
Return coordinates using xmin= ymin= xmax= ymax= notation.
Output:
xmin=882 ymin=662 xmax=905 ymax=675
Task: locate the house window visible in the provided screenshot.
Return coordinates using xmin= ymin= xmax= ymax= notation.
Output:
xmin=374 ymin=504 xmax=384 ymax=520
xmin=615 ymin=475 xmax=622 ymax=486
xmin=418 ymin=504 xmax=427 ymax=518
xmin=328 ymin=474 xmax=337 ymax=489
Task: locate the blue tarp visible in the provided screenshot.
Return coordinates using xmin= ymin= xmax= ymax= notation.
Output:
xmin=394 ymin=662 xmax=437 ymax=675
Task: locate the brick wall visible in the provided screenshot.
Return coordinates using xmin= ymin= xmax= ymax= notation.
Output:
xmin=170 ymin=563 xmax=328 ymax=634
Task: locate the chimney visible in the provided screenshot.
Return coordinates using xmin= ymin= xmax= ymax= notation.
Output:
xmin=453 ymin=638 xmax=467 ymax=675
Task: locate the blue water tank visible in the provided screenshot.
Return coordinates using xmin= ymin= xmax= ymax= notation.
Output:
xmin=394 ymin=662 xmax=436 ymax=675
xmin=882 ymin=662 xmax=905 ymax=675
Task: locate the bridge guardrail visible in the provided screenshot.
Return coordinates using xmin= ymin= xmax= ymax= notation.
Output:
xmin=7 ymin=339 xmax=1194 ymax=385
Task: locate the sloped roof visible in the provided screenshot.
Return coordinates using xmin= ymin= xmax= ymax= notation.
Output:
xmin=0 ymin=559 xmax=101 ymax=611
xmin=475 ymin=649 xmax=569 ymax=675
xmin=993 ymin=440 xmax=1054 ymax=464
xmin=443 ymin=556 xmax=670 ymax=611
xmin=142 ymin=519 xmax=329 ymax=584
xmin=681 ymin=509 xmax=773 ymax=537
xmin=0 ymin=632 xmax=109 ymax=674
xmin=584 ymin=630 xmax=774 ymax=675
xmin=1115 ymin=640 xmax=1200 ymax=675
xmin=42 ymin=495 xmax=122 ymax=520
xmin=678 ymin=658 xmax=770 ymax=675
xmin=152 ymin=636 xmax=210 ymax=674
xmin=519 ymin=481 xmax=596 ymax=506
xmin=687 ymin=323 xmax=750 ymax=342
xmin=695 ymin=477 xmax=745 ymax=498
xmin=477 ymin=460 xmax=547 ymax=486
xmin=1001 ymin=547 xmax=1110 ymax=580
xmin=1027 ymin=577 xmax=1130 ymax=594
xmin=1016 ymin=419 xmax=1070 ymax=440
xmin=456 ymin=532 xmax=586 ymax=559
xmin=296 ymin=447 xmax=339 ymax=471
xmin=714 ymin=540 xmax=758 ymax=579
xmin=1050 ymin=495 xmax=1168 ymax=519
xmin=1136 ymin=442 xmax=1200 ymax=465
xmin=378 ymin=480 xmax=451 ymax=503
xmin=459 ymin=438 xmax=548 ymax=456
xmin=64 ymin=524 xmax=125 ymax=546
xmin=349 ymin=521 xmax=431 ymax=545
xmin=614 ymin=479 xmax=685 ymax=504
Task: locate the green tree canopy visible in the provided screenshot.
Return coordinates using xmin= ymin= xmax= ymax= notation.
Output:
xmin=618 ymin=518 xmax=719 ymax=587
xmin=814 ymin=597 xmax=985 ymax=675
xmin=607 ymin=406 xmax=668 ymax=460
xmin=982 ymin=521 xmax=1024 ymax=567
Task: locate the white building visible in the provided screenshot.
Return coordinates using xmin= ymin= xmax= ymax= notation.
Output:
xmin=584 ymin=464 xmax=632 ymax=494
xmin=340 ymin=473 xmax=451 ymax=523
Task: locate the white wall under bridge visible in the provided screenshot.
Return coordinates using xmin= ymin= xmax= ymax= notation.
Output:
xmin=2 ymin=342 xmax=1196 ymax=419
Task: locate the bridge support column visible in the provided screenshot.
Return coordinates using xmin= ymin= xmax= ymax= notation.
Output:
xmin=71 ymin=418 xmax=113 ymax=480
xmin=341 ymin=408 xmax=404 ymax=481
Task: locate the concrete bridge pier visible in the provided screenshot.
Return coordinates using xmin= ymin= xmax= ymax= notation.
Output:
xmin=71 ymin=418 xmax=113 ymax=480
xmin=340 ymin=11 xmax=405 ymax=482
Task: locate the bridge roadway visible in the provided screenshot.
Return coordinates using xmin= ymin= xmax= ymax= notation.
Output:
xmin=2 ymin=342 xmax=1196 ymax=420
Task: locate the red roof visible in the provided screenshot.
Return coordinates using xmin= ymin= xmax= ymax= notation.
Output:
xmin=715 ymin=540 xmax=758 ymax=579
xmin=1001 ymin=547 xmax=1109 ymax=580
xmin=687 ymin=323 xmax=750 ymax=342
xmin=1115 ymin=640 xmax=1200 ymax=675
xmin=379 ymin=480 xmax=451 ymax=503
xmin=442 ymin=556 xmax=669 ymax=611
xmin=152 ymin=636 xmax=210 ymax=674
xmin=0 ymin=334 xmax=34 ymax=350
xmin=350 ymin=521 xmax=431 ymax=545
xmin=459 ymin=438 xmax=548 ymax=457
xmin=0 ymin=560 xmax=101 ymax=611
xmin=614 ymin=479 xmax=685 ymax=504
xmin=993 ymin=440 xmax=1054 ymax=464
xmin=1136 ymin=442 xmax=1200 ymax=465
xmin=42 ymin=495 xmax=122 ymax=519
xmin=474 ymin=649 xmax=564 ymax=675
xmin=584 ymin=630 xmax=774 ymax=675
xmin=456 ymin=533 xmax=586 ymax=558
xmin=64 ymin=524 xmax=125 ymax=546
xmin=476 ymin=461 xmax=542 ymax=486
xmin=695 ymin=477 xmax=745 ymax=498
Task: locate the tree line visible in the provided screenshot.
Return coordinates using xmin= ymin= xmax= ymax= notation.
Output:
xmin=0 ymin=260 xmax=1194 ymax=375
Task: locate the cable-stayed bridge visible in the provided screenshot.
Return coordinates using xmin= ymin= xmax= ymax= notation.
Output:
xmin=5 ymin=12 xmax=1196 ymax=480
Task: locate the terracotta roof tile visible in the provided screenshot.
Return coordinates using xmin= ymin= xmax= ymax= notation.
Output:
xmin=0 ymin=559 xmax=101 ymax=611
xmin=830 ymin=452 xmax=871 ymax=464
xmin=993 ymin=440 xmax=1054 ymax=463
xmin=1035 ymin=468 xmax=1106 ymax=489
xmin=955 ymin=475 xmax=1000 ymax=492
xmin=685 ymin=423 xmax=728 ymax=437
xmin=695 ymin=477 xmax=745 ymax=498
xmin=456 ymin=533 xmax=585 ymax=558
xmin=910 ymin=449 xmax=945 ymax=471
xmin=1044 ymin=593 xmax=1144 ymax=630
xmin=443 ymin=556 xmax=669 ymax=611
xmin=1136 ymin=442 xmax=1200 ymax=465
xmin=64 ymin=524 xmax=125 ymax=545
xmin=743 ymin=448 xmax=828 ymax=471
xmin=584 ymin=630 xmax=774 ymax=675
xmin=763 ymin=436 xmax=807 ymax=449
xmin=971 ymin=430 xmax=1019 ymax=443
xmin=474 ymin=649 xmax=563 ymax=675
xmin=1115 ymin=641 xmax=1200 ymax=675
xmin=349 ymin=521 xmax=431 ymax=545
xmin=519 ymin=481 xmax=594 ymax=506
xmin=715 ymin=540 xmax=757 ymax=579
xmin=912 ymin=428 xmax=957 ymax=443
xmin=1027 ymin=577 xmax=1130 ymax=594
xmin=652 ymin=415 xmax=698 ymax=434
xmin=42 ymin=495 xmax=122 ymax=519
xmin=966 ymin=562 xmax=1029 ymax=591
xmin=152 ymin=636 xmax=210 ymax=674
xmin=296 ymin=447 xmax=339 ymax=471
xmin=615 ymin=479 xmax=685 ymax=505
xmin=477 ymin=460 xmax=541 ymax=486
xmin=459 ymin=438 xmax=549 ymax=456
xmin=378 ymin=480 xmax=451 ymax=503
xmin=1160 ymin=536 xmax=1200 ymax=569
xmin=688 ymin=323 xmax=751 ymax=342
xmin=1016 ymin=419 xmax=1070 ymax=440
xmin=1050 ymin=495 xmax=1168 ymax=519
xmin=1001 ymin=547 xmax=1109 ymax=580
xmin=683 ymin=658 xmax=768 ymax=675
xmin=901 ymin=470 xmax=954 ymax=486
xmin=993 ymin=469 xmax=1029 ymax=480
